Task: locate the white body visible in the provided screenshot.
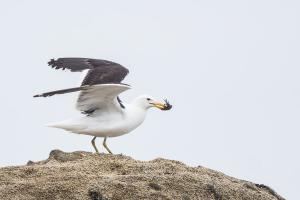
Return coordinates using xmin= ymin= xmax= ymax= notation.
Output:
xmin=49 ymin=103 xmax=147 ymax=137
xmin=47 ymin=84 xmax=162 ymax=138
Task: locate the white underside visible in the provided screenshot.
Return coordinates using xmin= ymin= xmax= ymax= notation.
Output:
xmin=47 ymin=103 xmax=147 ymax=137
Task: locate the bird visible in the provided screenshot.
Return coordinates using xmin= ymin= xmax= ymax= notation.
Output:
xmin=34 ymin=58 xmax=172 ymax=154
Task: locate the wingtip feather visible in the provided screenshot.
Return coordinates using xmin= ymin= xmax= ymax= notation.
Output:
xmin=48 ymin=58 xmax=55 ymax=66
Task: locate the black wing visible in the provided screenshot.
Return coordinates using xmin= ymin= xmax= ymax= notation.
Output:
xmin=48 ymin=58 xmax=129 ymax=86
xmin=34 ymin=58 xmax=129 ymax=98
xmin=33 ymin=86 xmax=88 ymax=98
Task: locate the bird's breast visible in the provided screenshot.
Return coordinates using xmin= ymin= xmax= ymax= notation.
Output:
xmin=84 ymin=105 xmax=147 ymax=137
xmin=120 ymin=105 xmax=147 ymax=133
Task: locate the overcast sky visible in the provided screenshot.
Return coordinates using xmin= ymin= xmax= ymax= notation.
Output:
xmin=0 ymin=0 xmax=299 ymax=199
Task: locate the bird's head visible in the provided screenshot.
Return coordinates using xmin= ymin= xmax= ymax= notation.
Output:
xmin=133 ymin=95 xmax=172 ymax=111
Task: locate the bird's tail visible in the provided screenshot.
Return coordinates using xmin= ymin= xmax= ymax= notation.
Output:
xmin=46 ymin=119 xmax=86 ymax=132
xmin=46 ymin=122 xmax=65 ymax=129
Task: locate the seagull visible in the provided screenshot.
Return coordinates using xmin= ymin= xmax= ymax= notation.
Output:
xmin=34 ymin=58 xmax=172 ymax=154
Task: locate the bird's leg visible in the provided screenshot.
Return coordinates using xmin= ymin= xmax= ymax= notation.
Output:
xmin=91 ymin=136 xmax=99 ymax=154
xmin=103 ymin=137 xmax=113 ymax=154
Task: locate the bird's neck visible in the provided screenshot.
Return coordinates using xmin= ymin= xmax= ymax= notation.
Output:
xmin=122 ymin=103 xmax=148 ymax=129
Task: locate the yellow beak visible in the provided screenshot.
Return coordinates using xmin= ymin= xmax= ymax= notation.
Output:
xmin=151 ymin=102 xmax=166 ymax=110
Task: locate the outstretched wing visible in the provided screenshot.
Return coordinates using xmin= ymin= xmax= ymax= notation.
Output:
xmin=34 ymin=58 xmax=130 ymax=97
xmin=48 ymin=58 xmax=129 ymax=86
xmin=34 ymin=58 xmax=131 ymax=114
xmin=76 ymin=84 xmax=131 ymax=114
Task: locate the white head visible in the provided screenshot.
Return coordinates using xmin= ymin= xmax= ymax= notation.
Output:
xmin=132 ymin=95 xmax=168 ymax=110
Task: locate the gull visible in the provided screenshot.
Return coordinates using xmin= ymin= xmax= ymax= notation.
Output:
xmin=34 ymin=58 xmax=172 ymax=154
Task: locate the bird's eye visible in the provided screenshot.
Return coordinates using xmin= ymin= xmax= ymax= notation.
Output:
xmin=147 ymin=98 xmax=151 ymax=101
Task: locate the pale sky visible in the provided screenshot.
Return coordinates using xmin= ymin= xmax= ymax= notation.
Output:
xmin=0 ymin=1 xmax=299 ymax=199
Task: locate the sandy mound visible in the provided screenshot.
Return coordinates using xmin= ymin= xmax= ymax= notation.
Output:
xmin=0 ymin=150 xmax=285 ymax=200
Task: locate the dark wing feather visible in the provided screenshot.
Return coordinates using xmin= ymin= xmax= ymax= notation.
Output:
xmin=48 ymin=58 xmax=95 ymax=72
xmin=48 ymin=58 xmax=129 ymax=86
xmin=33 ymin=86 xmax=88 ymax=98
xmin=81 ymin=66 xmax=126 ymax=86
